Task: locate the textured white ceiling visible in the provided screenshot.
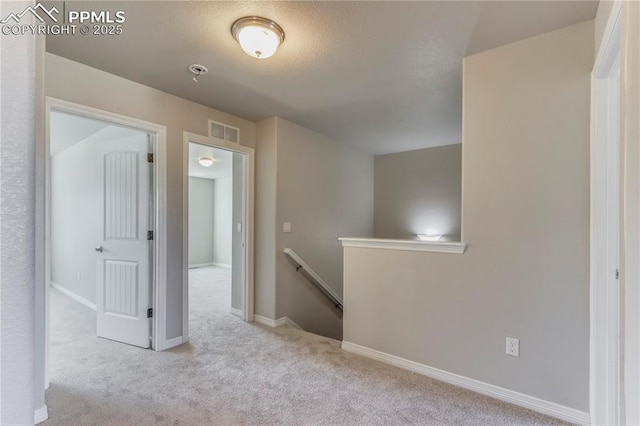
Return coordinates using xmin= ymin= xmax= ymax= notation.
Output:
xmin=188 ymin=144 xmax=233 ymax=180
xmin=45 ymin=1 xmax=597 ymax=155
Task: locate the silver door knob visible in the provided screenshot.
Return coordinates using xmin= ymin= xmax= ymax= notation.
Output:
xmin=95 ymin=245 xmax=103 ymax=253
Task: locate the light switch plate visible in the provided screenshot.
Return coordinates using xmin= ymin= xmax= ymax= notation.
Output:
xmin=283 ymin=222 xmax=292 ymax=233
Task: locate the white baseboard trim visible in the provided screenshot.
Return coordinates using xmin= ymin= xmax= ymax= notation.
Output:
xmin=188 ymin=262 xmax=214 ymax=269
xmin=230 ymin=307 xmax=243 ymax=317
xmin=341 ymin=341 xmax=590 ymax=425
xmin=254 ymin=315 xmax=303 ymax=330
xmin=34 ymin=404 xmax=48 ymax=424
xmin=50 ymin=282 xmax=97 ymax=311
xmin=253 ymin=315 xmax=279 ymax=327
xmin=212 ymin=262 xmax=232 ymax=269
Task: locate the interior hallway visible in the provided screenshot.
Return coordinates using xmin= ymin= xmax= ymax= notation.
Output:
xmin=45 ymin=267 xmax=566 ymax=425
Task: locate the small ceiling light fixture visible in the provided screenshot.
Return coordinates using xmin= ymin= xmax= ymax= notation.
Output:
xmin=231 ymin=16 xmax=285 ymax=59
xmin=189 ymin=64 xmax=208 ymax=82
xmin=198 ymin=156 xmax=214 ymax=167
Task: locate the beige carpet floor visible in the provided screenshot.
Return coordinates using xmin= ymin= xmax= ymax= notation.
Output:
xmin=45 ymin=266 xmax=568 ymax=425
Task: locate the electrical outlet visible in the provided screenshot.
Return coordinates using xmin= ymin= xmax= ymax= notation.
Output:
xmin=506 ymin=337 xmax=519 ymax=357
xmin=283 ymin=222 xmax=292 ymax=233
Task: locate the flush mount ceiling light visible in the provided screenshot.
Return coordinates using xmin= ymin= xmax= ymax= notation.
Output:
xmin=198 ymin=156 xmax=214 ymax=167
xmin=231 ymin=16 xmax=284 ymax=59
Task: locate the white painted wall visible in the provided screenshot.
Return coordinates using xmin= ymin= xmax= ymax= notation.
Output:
xmin=50 ymin=134 xmax=99 ymax=303
xmin=0 ymin=2 xmax=37 ymax=423
xmin=45 ymin=53 xmax=256 ymax=340
xmin=213 ymin=177 xmax=232 ymax=267
xmin=256 ymin=117 xmax=374 ymax=340
xmin=343 ymin=21 xmax=593 ymax=412
xmin=255 ymin=118 xmax=278 ymax=319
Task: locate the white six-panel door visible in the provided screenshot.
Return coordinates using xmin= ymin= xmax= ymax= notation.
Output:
xmin=96 ymin=135 xmax=151 ymax=348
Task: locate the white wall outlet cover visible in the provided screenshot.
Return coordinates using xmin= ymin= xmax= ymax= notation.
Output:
xmin=506 ymin=337 xmax=520 ymax=357
xmin=283 ymin=222 xmax=291 ymax=233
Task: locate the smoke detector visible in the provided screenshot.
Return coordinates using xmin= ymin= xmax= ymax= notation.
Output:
xmin=189 ymin=64 xmax=208 ymax=82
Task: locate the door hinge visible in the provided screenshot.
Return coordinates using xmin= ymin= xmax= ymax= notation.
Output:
xmin=147 ymin=153 xmax=154 ymax=163
xmin=615 ymin=269 xmax=619 ymax=280
xmin=147 ymin=230 xmax=154 ymax=241
xmin=147 ymin=308 xmax=153 ymax=318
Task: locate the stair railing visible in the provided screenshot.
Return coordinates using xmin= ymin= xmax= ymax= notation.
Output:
xmin=283 ymin=248 xmax=344 ymax=311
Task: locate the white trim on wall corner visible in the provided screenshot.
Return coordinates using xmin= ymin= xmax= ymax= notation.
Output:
xmin=253 ymin=315 xmax=303 ymax=330
xmin=34 ymin=404 xmax=48 ymax=424
xmin=213 ymin=263 xmax=232 ymax=269
xmin=341 ymin=341 xmax=589 ymax=425
xmin=159 ymin=336 xmax=183 ymax=351
xmin=339 ymin=238 xmax=466 ymax=254
xmin=50 ymin=282 xmax=97 ymax=311
xmin=230 ymin=307 xmax=242 ymax=317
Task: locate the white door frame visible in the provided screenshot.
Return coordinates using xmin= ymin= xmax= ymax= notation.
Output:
xmin=182 ymin=132 xmax=255 ymax=342
xmin=44 ymin=97 xmax=168 ymax=386
xmin=590 ymin=2 xmax=622 ymax=424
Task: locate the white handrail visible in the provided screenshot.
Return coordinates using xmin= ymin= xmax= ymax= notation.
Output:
xmin=283 ymin=248 xmax=343 ymax=311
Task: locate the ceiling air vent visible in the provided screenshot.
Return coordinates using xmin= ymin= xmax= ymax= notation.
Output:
xmin=209 ymin=120 xmax=240 ymax=144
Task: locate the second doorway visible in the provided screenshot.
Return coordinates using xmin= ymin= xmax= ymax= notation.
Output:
xmin=187 ymin=142 xmax=246 ymax=330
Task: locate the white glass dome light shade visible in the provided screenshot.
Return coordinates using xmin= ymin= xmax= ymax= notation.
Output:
xmin=198 ymin=157 xmax=214 ymax=167
xmin=231 ymin=17 xmax=285 ymax=59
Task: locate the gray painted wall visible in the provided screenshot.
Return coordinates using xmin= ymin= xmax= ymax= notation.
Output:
xmin=255 ymin=118 xmax=278 ymax=319
xmin=188 ymin=176 xmax=233 ymax=267
xmin=343 ymin=21 xmax=593 ymax=411
xmin=213 ymin=178 xmax=233 ymax=267
xmin=46 ymin=53 xmax=256 ymax=340
xmin=274 ymin=117 xmax=374 ymax=340
xmin=188 ymin=177 xmax=215 ymax=266
xmin=374 ymin=144 xmax=462 ymax=240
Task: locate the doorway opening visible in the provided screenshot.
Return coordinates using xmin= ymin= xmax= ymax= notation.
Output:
xmin=45 ymin=98 xmax=167 ymax=387
xmin=182 ymin=133 xmax=254 ymax=343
